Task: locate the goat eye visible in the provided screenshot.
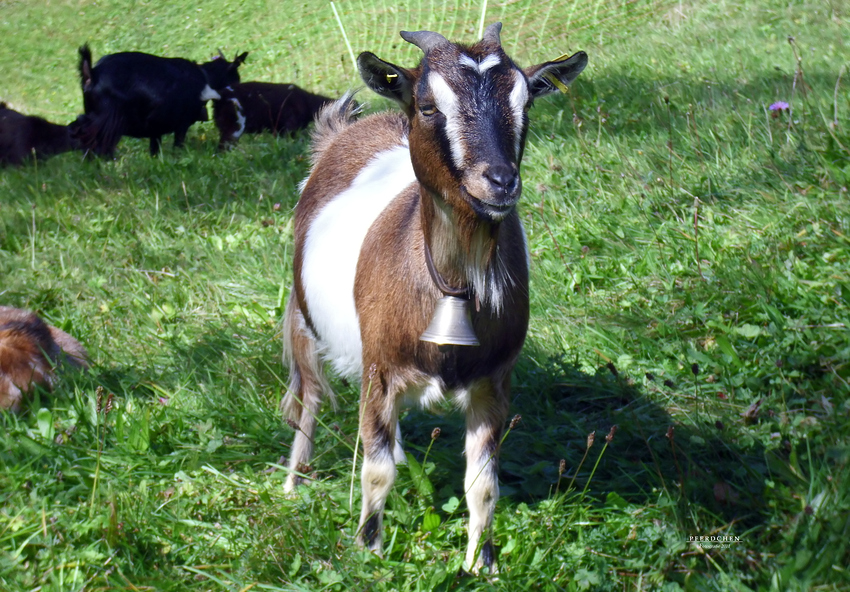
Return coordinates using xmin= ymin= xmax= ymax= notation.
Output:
xmin=419 ymin=104 xmax=439 ymax=116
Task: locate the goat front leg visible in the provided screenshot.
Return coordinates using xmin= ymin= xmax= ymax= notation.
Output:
xmin=463 ymin=377 xmax=510 ymax=572
xmin=173 ymin=126 xmax=189 ymax=149
xmin=149 ymin=136 xmax=162 ymax=156
xmin=356 ymin=369 xmax=399 ymax=555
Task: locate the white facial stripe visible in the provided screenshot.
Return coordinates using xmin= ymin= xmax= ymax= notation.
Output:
xmin=458 ymin=53 xmax=502 ymax=74
xmin=478 ymin=54 xmax=501 ymax=73
xmin=231 ymin=98 xmax=246 ymax=138
xmin=508 ymin=71 xmax=528 ymax=157
xmin=459 ymin=55 xmax=478 ymax=71
xmin=301 ymin=143 xmax=416 ymax=379
xmin=429 ymin=72 xmax=465 ymax=169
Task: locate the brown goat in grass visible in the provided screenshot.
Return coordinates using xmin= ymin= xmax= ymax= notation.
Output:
xmin=281 ymin=23 xmax=586 ymax=571
xmin=0 ymin=307 xmax=89 ymax=412
xmin=212 ymin=82 xmax=334 ymax=149
xmin=0 ymin=103 xmax=80 ymax=166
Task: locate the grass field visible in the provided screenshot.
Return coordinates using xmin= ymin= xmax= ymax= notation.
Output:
xmin=2 ymin=0 xmax=849 ymax=590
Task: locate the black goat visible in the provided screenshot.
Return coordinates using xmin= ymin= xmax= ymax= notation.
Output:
xmin=75 ymin=45 xmax=248 ymax=156
xmin=212 ymin=82 xmax=333 ymax=149
xmin=0 ymin=103 xmax=80 ymax=166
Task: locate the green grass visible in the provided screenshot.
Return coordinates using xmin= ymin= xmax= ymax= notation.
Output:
xmin=2 ymin=0 xmax=849 ymax=589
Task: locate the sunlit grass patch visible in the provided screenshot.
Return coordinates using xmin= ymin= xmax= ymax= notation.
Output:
xmin=1 ymin=0 xmax=849 ymax=590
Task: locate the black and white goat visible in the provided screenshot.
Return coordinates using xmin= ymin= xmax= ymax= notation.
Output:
xmin=75 ymin=45 xmax=248 ymax=156
xmin=282 ymin=23 xmax=586 ymax=570
xmin=0 ymin=103 xmax=80 ymax=165
xmin=212 ymin=82 xmax=333 ymax=150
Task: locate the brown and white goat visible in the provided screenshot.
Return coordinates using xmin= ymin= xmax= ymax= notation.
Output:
xmin=0 ymin=103 xmax=80 ymax=166
xmin=0 ymin=306 xmax=89 ymax=412
xmin=282 ymin=23 xmax=586 ymax=570
xmin=212 ymin=82 xmax=333 ymax=149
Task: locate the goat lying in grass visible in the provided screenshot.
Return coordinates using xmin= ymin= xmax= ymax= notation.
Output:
xmin=0 ymin=307 xmax=89 ymax=412
xmin=0 ymin=103 xmax=80 ymax=166
xmin=213 ymin=82 xmax=334 ymax=149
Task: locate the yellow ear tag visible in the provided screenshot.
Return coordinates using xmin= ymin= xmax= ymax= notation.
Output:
xmin=544 ymin=53 xmax=571 ymax=95
xmin=545 ymin=74 xmax=570 ymax=95
xmin=386 ymin=73 xmax=398 ymax=83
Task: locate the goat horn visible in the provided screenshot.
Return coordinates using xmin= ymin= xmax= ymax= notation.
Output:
xmin=217 ymin=48 xmax=226 ymax=60
xmin=482 ymin=22 xmax=502 ymax=45
xmin=400 ymin=30 xmax=449 ymax=53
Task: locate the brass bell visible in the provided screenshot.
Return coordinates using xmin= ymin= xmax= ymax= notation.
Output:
xmin=420 ymin=295 xmax=480 ymax=346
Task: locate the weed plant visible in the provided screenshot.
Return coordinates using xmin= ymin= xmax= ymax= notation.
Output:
xmin=1 ymin=0 xmax=849 ymax=590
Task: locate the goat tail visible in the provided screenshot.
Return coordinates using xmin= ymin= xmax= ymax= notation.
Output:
xmin=48 ymin=326 xmax=89 ymax=370
xmin=308 ymin=90 xmax=362 ymax=167
xmin=281 ymin=291 xmax=335 ymax=423
xmin=69 ymin=108 xmax=123 ymax=158
xmin=78 ymin=44 xmax=94 ymax=91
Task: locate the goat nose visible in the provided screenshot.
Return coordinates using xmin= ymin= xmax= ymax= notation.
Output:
xmin=485 ymin=164 xmax=518 ymax=195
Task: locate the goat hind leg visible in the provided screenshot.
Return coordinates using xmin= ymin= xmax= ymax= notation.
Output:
xmin=281 ymin=297 xmax=327 ymax=492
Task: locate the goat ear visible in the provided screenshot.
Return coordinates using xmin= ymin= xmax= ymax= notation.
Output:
xmin=231 ymin=52 xmax=249 ymax=69
xmin=524 ymin=51 xmax=588 ymax=99
xmin=357 ymin=52 xmax=414 ymax=109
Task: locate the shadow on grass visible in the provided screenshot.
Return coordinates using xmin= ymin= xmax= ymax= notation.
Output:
xmin=400 ymin=347 xmax=784 ymax=535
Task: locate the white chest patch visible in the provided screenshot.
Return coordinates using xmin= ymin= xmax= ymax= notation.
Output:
xmin=199 ymin=84 xmax=221 ymax=101
xmin=231 ymin=98 xmax=246 ymax=138
xmin=301 ymin=143 xmax=416 ymax=379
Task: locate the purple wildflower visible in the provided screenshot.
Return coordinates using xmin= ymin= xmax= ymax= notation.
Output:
xmin=158 ymin=397 xmax=169 ymax=405
xmin=769 ymin=101 xmax=790 ymax=112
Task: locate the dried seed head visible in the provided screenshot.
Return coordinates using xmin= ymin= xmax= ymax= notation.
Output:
xmin=431 ymin=427 xmax=441 ymax=441
xmin=645 ymin=372 xmax=655 ymax=381
xmin=606 ymin=425 xmax=618 ymax=443
xmin=104 ymin=393 xmax=115 ymax=415
xmin=509 ymin=414 xmax=522 ymax=430
xmin=296 ymin=462 xmax=312 ymax=474
xmin=368 ymin=363 xmax=378 ymax=381
xmin=558 ymin=459 xmax=566 ymax=475
xmin=586 ymin=431 xmax=596 ymax=449
xmin=96 ymin=385 xmax=105 ymax=413
xmin=606 ymin=362 xmax=618 ymax=377
xmin=285 ymin=418 xmax=300 ymax=432
xmin=691 ymin=363 xmax=699 ymax=376
xmin=666 ymin=426 xmax=675 ymax=440
xmin=663 ymin=379 xmax=675 ymax=389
